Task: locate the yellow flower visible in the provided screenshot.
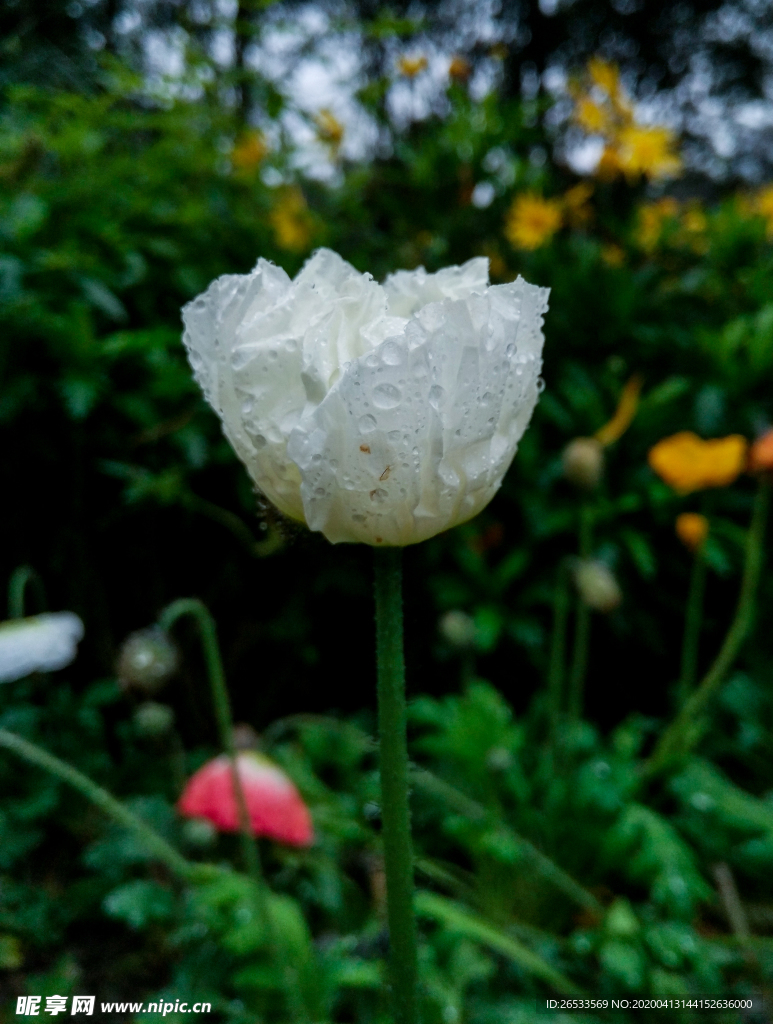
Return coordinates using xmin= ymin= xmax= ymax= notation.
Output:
xmin=269 ymin=188 xmax=313 ymax=252
xmin=596 ymin=145 xmax=623 ymax=181
xmin=635 ymin=198 xmax=680 ymax=252
xmin=595 ymin=375 xmax=642 ymax=446
xmin=231 ymin=132 xmax=268 ymax=172
xmin=562 ymin=182 xmax=594 ymax=228
xmin=504 ymin=193 xmax=562 ymax=250
xmin=398 ymin=55 xmax=428 ymax=78
xmin=588 ymin=57 xmax=621 ymax=99
xmin=616 ymin=124 xmax=682 ymax=181
xmin=648 ymin=432 xmax=748 ymax=494
xmin=675 ymin=513 xmax=709 ymax=553
xmin=575 ymin=97 xmax=611 ymax=135
xmin=315 ymin=109 xmax=344 ymax=152
xmin=601 ymin=243 xmax=625 ymax=267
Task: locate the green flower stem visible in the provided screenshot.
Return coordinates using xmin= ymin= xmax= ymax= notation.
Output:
xmin=374 ymin=548 xmax=418 ymax=1024
xmin=0 ymin=728 xmax=212 ymax=883
xmin=647 ymin=477 xmax=770 ymax=776
xmin=568 ymin=505 xmax=593 ymax=723
xmin=676 ymin=547 xmax=708 ymax=704
xmin=8 ymin=565 xmax=47 ymax=619
xmin=158 ymin=599 xmax=260 ymax=883
xmin=547 ymin=559 xmax=570 ymax=744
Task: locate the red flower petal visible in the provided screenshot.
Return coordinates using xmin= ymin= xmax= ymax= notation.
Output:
xmin=178 ymin=752 xmax=313 ymax=847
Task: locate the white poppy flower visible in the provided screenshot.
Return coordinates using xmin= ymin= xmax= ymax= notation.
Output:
xmin=0 ymin=613 xmax=84 ymax=683
xmin=183 ymin=249 xmax=548 ymax=546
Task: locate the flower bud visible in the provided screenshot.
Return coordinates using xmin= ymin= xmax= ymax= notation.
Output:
xmin=573 ymin=559 xmax=622 ymax=612
xmin=438 ymin=610 xmax=476 ymax=649
xmin=133 ymin=701 xmax=175 ymax=737
xmin=748 ymin=428 xmax=773 ymax=474
xmin=562 ymin=437 xmax=604 ymax=490
xmin=675 ymin=512 xmax=709 ymax=552
xmin=117 ymin=627 xmax=178 ymax=695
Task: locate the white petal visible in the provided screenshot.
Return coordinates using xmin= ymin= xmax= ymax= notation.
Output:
xmin=383 ymin=256 xmax=490 ymax=318
xmin=0 ymin=613 xmax=84 ymax=683
xmin=287 ymin=277 xmax=549 ymax=545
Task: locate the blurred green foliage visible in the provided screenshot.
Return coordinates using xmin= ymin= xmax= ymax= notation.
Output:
xmin=2 ymin=25 xmax=773 ymax=1024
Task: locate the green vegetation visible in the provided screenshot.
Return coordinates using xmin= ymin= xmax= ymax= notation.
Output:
xmin=2 ymin=24 xmax=773 ymax=1023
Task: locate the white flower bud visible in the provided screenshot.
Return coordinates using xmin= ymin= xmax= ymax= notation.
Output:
xmin=182 ymin=249 xmax=549 ymax=546
xmin=562 ymin=437 xmax=604 ymax=490
xmin=117 ymin=627 xmax=178 ymax=694
xmin=572 ymin=559 xmax=622 ymax=612
xmin=438 ymin=610 xmax=477 ymax=648
xmin=133 ymin=701 xmax=175 ymax=737
xmin=0 ymin=612 xmax=84 ymax=683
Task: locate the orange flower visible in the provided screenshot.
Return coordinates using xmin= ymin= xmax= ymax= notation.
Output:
xmin=504 ymin=193 xmax=562 ymax=250
xmin=448 ymin=56 xmax=471 ymax=83
xmin=675 ymin=512 xmax=709 ymax=552
xmin=648 ymin=432 xmax=748 ymax=494
xmin=398 ymin=54 xmax=428 ymax=78
xmin=748 ymin=428 xmax=773 ymax=473
xmin=231 ymin=132 xmax=268 ymax=171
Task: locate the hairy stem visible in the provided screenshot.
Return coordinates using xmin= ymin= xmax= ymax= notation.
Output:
xmin=374 ymin=548 xmax=418 ymax=1024
xmin=158 ymin=599 xmax=260 ymax=883
xmin=647 ymin=478 xmax=770 ymax=776
xmin=0 ymin=728 xmax=210 ymax=882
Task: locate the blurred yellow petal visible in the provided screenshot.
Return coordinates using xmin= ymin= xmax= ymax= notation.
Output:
xmin=601 ymin=243 xmax=625 ymax=267
xmin=269 ymin=187 xmax=313 ymax=252
xmin=563 ymin=182 xmax=594 ymax=227
xmin=588 ymin=57 xmax=621 ymax=99
xmin=504 ymin=193 xmax=562 ymax=250
xmin=648 ymin=432 xmax=748 ymax=494
xmin=398 ymin=55 xmax=428 ymax=78
xmin=231 ymin=132 xmax=268 ymax=172
xmin=595 ymin=375 xmax=642 ymax=446
xmin=635 ymin=198 xmax=680 ymax=252
xmin=616 ymin=125 xmax=682 ymax=181
xmin=575 ymin=97 xmax=610 ymax=134
xmin=676 ymin=513 xmax=709 ymax=552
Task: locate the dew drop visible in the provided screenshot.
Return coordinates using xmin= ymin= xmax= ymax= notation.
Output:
xmin=359 ymin=414 xmax=378 ymax=433
xmin=388 ymin=429 xmax=401 ymax=443
xmin=268 ymin=349 xmax=278 ymax=361
xmin=352 ymin=512 xmax=366 ymax=523
xmin=312 ymin=453 xmax=322 ymax=463
xmin=481 ymin=391 xmax=494 ymax=405
xmin=536 ymin=377 xmax=546 ymax=393
xmin=506 ymin=343 xmax=516 ymax=357
xmin=380 ymin=341 xmax=404 ymax=366
xmin=314 ymin=487 xmax=326 ymax=497
xmin=428 ymin=385 xmax=445 ymax=410
xmin=252 ymin=434 xmax=267 ymax=449
xmin=370 ymin=488 xmax=388 ymax=503
xmin=372 ymin=383 xmax=401 ymax=410
xmin=241 ymin=399 xmax=254 ymax=417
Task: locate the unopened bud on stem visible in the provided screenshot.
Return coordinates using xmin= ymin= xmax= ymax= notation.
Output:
xmin=562 ymin=437 xmax=604 ymax=490
xmin=117 ymin=627 xmax=179 ymax=695
xmin=572 ymin=558 xmax=622 ymax=612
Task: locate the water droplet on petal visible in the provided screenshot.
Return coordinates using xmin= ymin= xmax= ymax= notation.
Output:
xmin=359 ymin=414 xmax=378 ymax=433
xmin=380 ymin=341 xmax=404 ymax=366
xmin=373 ymin=383 xmax=401 ymax=410
xmin=428 ymin=385 xmax=445 ymax=410
xmin=481 ymin=391 xmax=493 ymax=405
xmin=314 ymin=487 xmax=326 ymax=497
xmin=506 ymin=343 xmax=516 ymax=357
xmin=252 ymin=434 xmax=267 ymax=449
xmin=536 ymin=377 xmax=546 ymax=393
